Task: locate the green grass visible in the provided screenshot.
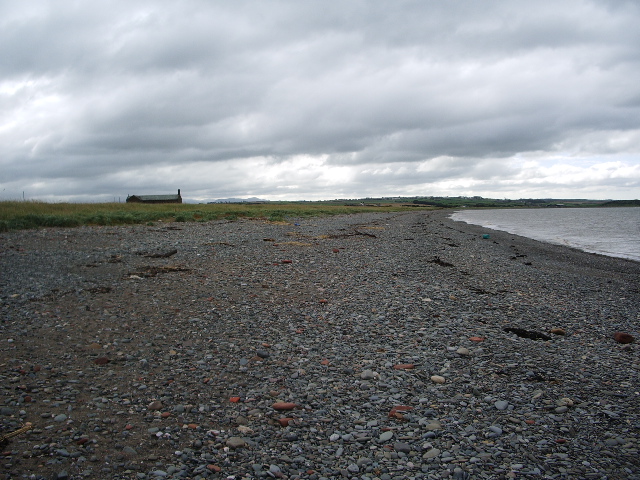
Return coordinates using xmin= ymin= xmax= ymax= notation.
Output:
xmin=0 ymin=201 xmax=418 ymax=232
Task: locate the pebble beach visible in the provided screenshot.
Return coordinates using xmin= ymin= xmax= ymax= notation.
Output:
xmin=1 ymin=210 xmax=638 ymax=480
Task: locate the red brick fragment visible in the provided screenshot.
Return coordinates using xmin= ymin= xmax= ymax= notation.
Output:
xmin=272 ymin=402 xmax=298 ymax=411
xmin=389 ymin=405 xmax=413 ymax=418
xmin=393 ymin=364 xmax=414 ymax=370
xmin=278 ymin=418 xmax=294 ymax=427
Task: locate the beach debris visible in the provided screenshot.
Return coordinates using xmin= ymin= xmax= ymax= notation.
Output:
xmin=429 ymin=256 xmax=454 ymax=267
xmin=557 ymin=397 xmax=574 ymax=407
xmin=84 ymin=286 xmax=112 ymax=294
xmin=613 ymin=332 xmax=635 ymax=344
xmin=503 ymin=327 xmax=552 ymax=341
xmin=328 ymin=229 xmax=377 ymax=239
xmin=388 ymin=405 xmax=413 ymax=419
xmin=128 ymin=265 xmax=190 ymax=278
xmin=237 ymin=425 xmax=254 ymax=435
xmin=141 ymin=249 xmax=178 ymax=258
xmin=0 ymin=422 xmax=33 ymax=445
xmin=393 ymin=363 xmax=415 ymax=370
xmin=550 ymin=328 xmax=566 ymax=335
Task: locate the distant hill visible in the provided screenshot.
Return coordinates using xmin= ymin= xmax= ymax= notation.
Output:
xmin=208 ymin=197 xmax=269 ymax=203
xmin=600 ymin=199 xmax=640 ymax=207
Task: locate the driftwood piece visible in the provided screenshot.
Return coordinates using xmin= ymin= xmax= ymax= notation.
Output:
xmin=353 ymin=230 xmax=377 ymax=238
xmin=143 ymin=249 xmax=178 ymax=258
xmin=128 ymin=265 xmax=191 ymax=278
xmin=503 ymin=327 xmax=552 ymax=341
xmin=328 ymin=229 xmax=378 ymax=239
xmin=429 ymin=256 xmax=454 ymax=267
xmin=0 ymin=422 xmax=33 ymax=445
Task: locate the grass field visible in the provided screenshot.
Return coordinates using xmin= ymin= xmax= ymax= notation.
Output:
xmin=0 ymin=201 xmax=420 ymax=232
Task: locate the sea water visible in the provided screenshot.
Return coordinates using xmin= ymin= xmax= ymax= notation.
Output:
xmin=450 ymin=207 xmax=640 ymax=262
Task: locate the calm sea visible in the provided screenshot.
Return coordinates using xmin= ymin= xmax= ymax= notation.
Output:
xmin=450 ymin=207 xmax=640 ymax=262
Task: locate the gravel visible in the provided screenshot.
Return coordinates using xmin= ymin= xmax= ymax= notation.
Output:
xmin=1 ymin=210 xmax=639 ymax=480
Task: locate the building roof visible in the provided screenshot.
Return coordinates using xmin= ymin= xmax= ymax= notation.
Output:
xmin=130 ymin=194 xmax=181 ymax=201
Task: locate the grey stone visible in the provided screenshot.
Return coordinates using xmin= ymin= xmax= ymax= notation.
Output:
xmin=394 ymin=442 xmax=411 ymax=453
xmin=226 ymin=437 xmax=247 ymax=449
xmin=360 ymin=369 xmax=376 ymax=380
xmin=423 ymin=448 xmax=441 ymax=459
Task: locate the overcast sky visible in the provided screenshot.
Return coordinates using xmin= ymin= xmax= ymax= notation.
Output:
xmin=2 ymin=1 xmax=639 ymax=202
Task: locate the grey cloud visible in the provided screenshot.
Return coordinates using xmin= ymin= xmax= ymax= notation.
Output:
xmin=1 ymin=0 xmax=639 ymax=201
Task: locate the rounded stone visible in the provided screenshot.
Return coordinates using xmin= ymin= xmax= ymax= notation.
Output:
xmin=394 ymin=442 xmax=411 ymax=453
xmin=226 ymin=437 xmax=247 ymax=449
xmin=360 ymin=369 xmax=376 ymax=380
xmin=393 ymin=363 xmax=415 ymax=370
xmin=423 ymin=448 xmax=441 ymax=459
